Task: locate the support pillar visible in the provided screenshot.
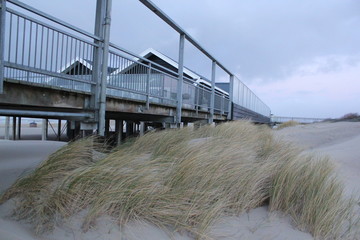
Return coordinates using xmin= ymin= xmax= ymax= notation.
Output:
xmin=12 ymin=116 xmax=16 ymax=140
xmin=139 ymin=121 xmax=145 ymax=137
xmin=105 ymin=118 xmax=110 ymax=137
xmin=4 ymin=116 xmax=9 ymax=140
xmin=17 ymin=117 xmax=21 ymax=140
xmin=115 ymin=119 xmax=123 ymax=145
xmin=126 ymin=121 xmax=134 ymax=137
xmin=42 ymin=119 xmax=48 ymax=141
xmin=97 ymin=0 xmax=112 ymax=136
xmin=57 ymin=119 xmax=61 ymax=141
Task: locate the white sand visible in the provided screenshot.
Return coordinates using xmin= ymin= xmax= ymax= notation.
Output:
xmin=1 ymin=122 xmax=359 ymax=239
xmin=275 ymin=121 xmax=360 ymax=196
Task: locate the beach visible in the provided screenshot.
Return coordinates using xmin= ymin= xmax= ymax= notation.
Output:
xmin=0 ymin=121 xmax=359 ymax=239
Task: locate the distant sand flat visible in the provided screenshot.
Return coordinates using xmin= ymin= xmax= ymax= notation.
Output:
xmin=0 ymin=122 xmax=359 ymax=239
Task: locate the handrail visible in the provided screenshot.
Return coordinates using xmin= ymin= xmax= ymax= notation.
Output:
xmin=7 ymin=0 xmax=101 ymax=41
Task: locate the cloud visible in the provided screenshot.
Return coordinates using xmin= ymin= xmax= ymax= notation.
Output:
xmin=247 ymin=55 xmax=360 ymax=117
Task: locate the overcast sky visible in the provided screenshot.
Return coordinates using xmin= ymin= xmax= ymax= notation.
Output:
xmin=19 ymin=0 xmax=360 ymax=118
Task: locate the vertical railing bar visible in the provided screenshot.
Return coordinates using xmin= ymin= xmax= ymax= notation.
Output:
xmin=60 ymin=33 xmax=64 ymax=74
xmin=15 ymin=15 xmax=19 ymax=63
xmin=54 ymin=32 xmax=59 ymax=72
xmin=39 ymin=25 xmax=43 ymax=69
xmin=21 ymin=17 xmax=25 ymax=65
xmin=146 ymin=62 xmax=151 ymax=109
xmin=45 ymin=27 xmax=49 ymax=70
xmin=74 ymin=38 xmax=77 ymax=76
xmin=209 ymin=60 xmax=216 ymax=123
xmin=50 ymin=29 xmax=54 ymax=71
xmin=82 ymin=40 xmax=85 ymax=76
xmin=28 ymin=21 xmax=32 ymax=67
xmin=34 ymin=23 xmax=38 ymax=67
xmin=228 ymin=75 xmax=233 ymax=120
xmin=8 ymin=12 xmax=12 ymax=62
xmin=0 ymin=0 xmax=5 ymax=92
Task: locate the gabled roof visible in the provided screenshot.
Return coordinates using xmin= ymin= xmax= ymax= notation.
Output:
xmin=139 ymin=48 xmax=201 ymax=80
xmin=59 ymin=57 xmax=117 ymax=75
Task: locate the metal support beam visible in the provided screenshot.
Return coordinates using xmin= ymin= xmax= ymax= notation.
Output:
xmin=93 ymin=0 xmax=112 ymax=136
xmin=0 ymin=0 xmax=6 ymax=93
xmin=0 ymin=109 xmax=93 ymax=119
xmin=176 ymin=34 xmax=185 ymax=125
xmin=228 ymin=75 xmax=234 ymax=120
xmin=98 ymin=0 xmax=112 ymax=136
xmin=209 ymin=61 xmax=216 ymax=123
xmin=91 ymin=0 xmax=105 ymax=127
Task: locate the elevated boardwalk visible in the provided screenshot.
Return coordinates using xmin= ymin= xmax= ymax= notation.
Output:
xmin=0 ymin=0 xmax=271 ymax=142
xmin=271 ymin=116 xmax=326 ymax=124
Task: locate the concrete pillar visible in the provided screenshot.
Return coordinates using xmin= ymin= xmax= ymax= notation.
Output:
xmin=115 ymin=119 xmax=123 ymax=145
xmin=126 ymin=121 xmax=134 ymax=137
xmin=42 ymin=119 xmax=48 ymax=141
xmin=4 ymin=116 xmax=10 ymax=140
xmin=105 ymin=118 xmax=110 ymax=137
xmin=17 ymin=117 xmax=21 ymax=140
xmin=12 ymin=117 xmax=16 ymax=140
xmin=139 ymin=121 xmax=145 ymax=137
xmin=57 ymin=119 xmax=61 ymax=141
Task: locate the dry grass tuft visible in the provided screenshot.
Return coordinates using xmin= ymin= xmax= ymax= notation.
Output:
xmin=1 ymin=121 xmax=359 ymax=239
xmin=277 ymin=120 xmax=300 ymax=130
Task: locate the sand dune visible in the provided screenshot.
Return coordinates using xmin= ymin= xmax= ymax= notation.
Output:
xmin=0 ymin=122 xmax=359 ymax=239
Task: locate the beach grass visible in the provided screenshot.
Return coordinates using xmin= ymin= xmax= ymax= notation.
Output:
xmin=277 ymin=120 xmax=300 ymax=129
xmin=0 ymin=121 xmax=358 ymax=239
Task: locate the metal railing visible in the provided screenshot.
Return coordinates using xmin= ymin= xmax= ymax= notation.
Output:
xmin=271 ymin=116 xmax=325 ymax=124
xmin=1 ymin=0 xmax=230 ymax=117
xmin=2 ymin=0 xmax=97 ymax=92
xmin=232 ymin=76 xmax=271 ymax=117
xmin=0 ymin=0 xmax=273 ymax=134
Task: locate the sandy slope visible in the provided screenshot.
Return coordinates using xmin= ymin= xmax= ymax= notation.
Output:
xmin=275 ymin=121 xmax=360 ymax=196
xmin=1 ymin=122 xmax=359 ymax=239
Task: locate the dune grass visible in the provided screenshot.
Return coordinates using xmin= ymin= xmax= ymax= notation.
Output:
xmin=277 ymin=120 xmax=300 ymax=130
xmin=0 ymin=121 xmax=358 ymax=239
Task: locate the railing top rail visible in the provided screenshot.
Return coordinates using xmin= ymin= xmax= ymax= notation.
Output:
xmin=7 ymin=0 xmax=101 ymax=41
xmin=139 ymin=0 xmax=233 ymax=76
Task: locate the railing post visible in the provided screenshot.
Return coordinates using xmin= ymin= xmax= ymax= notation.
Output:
xmin=94 ymin=0 xmax=112 ymax=136
xmin=92 ymin=0 xmax=104 ymax=134
xmin=0 ymin=0 xmax=6 ymax=93
xmin=228 ymin=75 xmax=234 ymax=120
xmin=99 ymin=0 xmax=112 ymax=136
xmin=146 ymin=63 xmax=151 ymax=109
xmin=209 ymin=60 xmax=216 ymax=123
xmin=176 ymin=33 xmax=185 ymax=125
